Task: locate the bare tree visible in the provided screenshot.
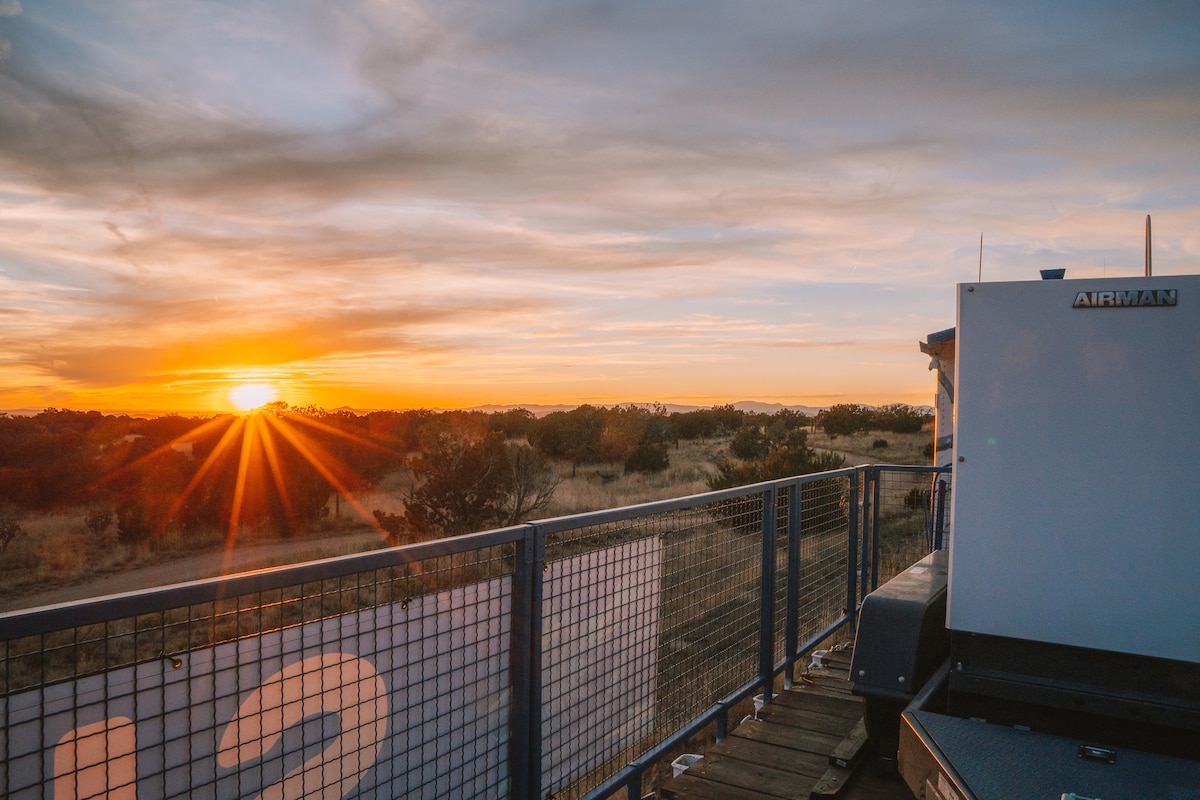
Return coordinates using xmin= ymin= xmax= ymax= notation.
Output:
xmin=501 ymin=442 xmax=560 ymax=526
xmin=386 ymin=430 xmax=562 ymax=539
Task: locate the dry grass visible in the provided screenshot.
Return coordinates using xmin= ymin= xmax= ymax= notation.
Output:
xmin=2 ymin=511 xmax=130 ymax=587
xmin=0 ymin=508 xmax=377 ymax=608
xmin=808 ymin=428 xmax=932 ymax=466
xmin=542 ymin=437 xmax=727 ymax=518
xmin=0 ymin=461 xmax=428 ymax=603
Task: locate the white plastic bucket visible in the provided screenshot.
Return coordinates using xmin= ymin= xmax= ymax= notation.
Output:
xmin=671 ymin=753 xmax=703 ymax=778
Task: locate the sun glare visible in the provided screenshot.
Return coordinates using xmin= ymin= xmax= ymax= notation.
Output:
xmin=229 ymin=382 xmax=278 ymax=412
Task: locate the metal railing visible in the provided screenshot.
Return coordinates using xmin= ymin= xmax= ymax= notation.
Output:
xmin=0 ymin=464 xmax=948 ymax=800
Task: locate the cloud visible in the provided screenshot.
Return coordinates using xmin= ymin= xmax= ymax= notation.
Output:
xmin=2 ymin=1 xmax=1199 ymax=410
xmin=0 ymin=0 xmax=17 ymax=60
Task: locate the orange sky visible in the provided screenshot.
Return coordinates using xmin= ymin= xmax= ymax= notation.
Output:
xmin=2 ymin=3 xmax=1198 ymax=415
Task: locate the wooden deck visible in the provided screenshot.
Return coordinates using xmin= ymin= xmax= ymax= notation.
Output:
xmin=655 ymin=646 xmax=916 ymax=800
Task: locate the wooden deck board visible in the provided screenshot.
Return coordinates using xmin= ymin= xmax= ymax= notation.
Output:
xmin=685 ymin=754 xmax=823 ymax=800
xmin=707 ymin=736 xmax=832 ymax=779
xmin=756 ymin=704 xmax=862 ymax=738
xmin=653 ymin=645 xmax=915 ymax=800
xmin=770 ymin=689 xmax=863 ymax=720
xmin=800 ymin=672 xmax=855 ymax=696
xmin=659 ymin=774 xmax=783 ymax=800
xmin=731 ymin=717 xmax=845 ymax=754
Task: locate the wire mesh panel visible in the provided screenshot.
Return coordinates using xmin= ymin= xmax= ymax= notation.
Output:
xmin=654 ymin=496 xmax=763 ymax=735
xmin=1 ymin=543 xmax=515 ymax=800
xmin=541 ymin=530 xmax=662 ymax=799
xmin=872 ymin=467 xmax=947 ymax=586
xmin=771 ymin=486 xmax=792 ymax=669
xmin=795 ymin=474 xmax=853 ymax=646
xmin=538 ymin=493 xmax=766 ymax=799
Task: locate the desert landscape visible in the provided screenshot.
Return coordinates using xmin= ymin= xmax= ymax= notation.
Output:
xmin=0 ymin=406 xmax=930 ymax=613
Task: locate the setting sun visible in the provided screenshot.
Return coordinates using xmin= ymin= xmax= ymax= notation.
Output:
xmin=229 ymin=383 xmax=279 ymax=412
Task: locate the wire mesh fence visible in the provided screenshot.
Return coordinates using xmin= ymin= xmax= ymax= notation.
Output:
xmin=871 ymin=466 xmax=952 ymax=588
xmin=0 ymin=465 xmax=945 ymax=800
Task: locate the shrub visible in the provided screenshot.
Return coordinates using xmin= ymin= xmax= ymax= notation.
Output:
xmin=904 ymin=487 xmax=931 ymax=510
xmin=116 ymin=502 xmax=152 ymax=545
xmin=730 ymin=424 xmax=769 ymax=460
xmin=817 ymin=404 xmax=872 ymax=436
xmin=84 ymin=507 xmax=114 ymax=538
xmin=625 ymin=442 xmax=669 ymax=474
xmin=872 ymin=439 xmax=889 ymax=449
xmin=373 ymin=509 xmax=417 ymax=545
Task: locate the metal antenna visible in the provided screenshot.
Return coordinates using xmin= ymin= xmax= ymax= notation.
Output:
xmin=978 ymin=233 xmax=983 ymax=282
xmin=1145 ymin=215 xmax=1152 ymax=276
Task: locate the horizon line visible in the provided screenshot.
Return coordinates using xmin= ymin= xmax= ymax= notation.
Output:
xmin=0 ymin=398 xmax=936 ymax=419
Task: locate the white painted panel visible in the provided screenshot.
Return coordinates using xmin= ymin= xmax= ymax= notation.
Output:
xmin=541 ymin=536 xmax=661 ymax=794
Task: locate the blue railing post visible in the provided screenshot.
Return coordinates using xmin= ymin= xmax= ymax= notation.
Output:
xmin=783 ymin=480 xmax=803 ymax=689
xmin=934 ymin=478 xmax=948 ymax=550
xmin=510 ymin=523 xmax=545 ymax=800
xmin=846 ymin=470 xmax=860 ymax=635
xmin=758 ymin=486 xmax=778 ymax=708
xmin=859 ymin=467 xmax=871 ymax=606
xmin=870 ymin=466 xmax=882 ymax=591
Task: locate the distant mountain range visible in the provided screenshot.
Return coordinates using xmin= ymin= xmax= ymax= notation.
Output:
xmin=464 ymin=401 xmax=830 ymax=418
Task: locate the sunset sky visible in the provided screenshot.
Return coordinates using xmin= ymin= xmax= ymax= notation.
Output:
xmin=2 ymin=2 xmax=1198 ymax=415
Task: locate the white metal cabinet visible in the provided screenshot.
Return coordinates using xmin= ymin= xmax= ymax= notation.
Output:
xmin=948 ymin=275 xmax=1200 ymax=663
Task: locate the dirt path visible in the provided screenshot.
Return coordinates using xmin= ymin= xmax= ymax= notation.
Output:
xmin=0 ymin=529 xmax=390 ymax=614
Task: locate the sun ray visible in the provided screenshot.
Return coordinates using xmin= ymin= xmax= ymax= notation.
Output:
xmin=283 ymin=411 xmax=404 ymax=459
xmin=261 ymin=413 xmax=433 ymax=596
xmin=224 ymin=414 xmax=259 ymax=563
xmin=157 ymin=416 xmax=247 ymax=539
xmin=91 ymin=415 xmax=237 ymax=496
xmin=256 ymin=419 xmax=298 ymax=534
xmin=87 ymin=405 xmax=431 ymax=584
xmin=262 ymin=415 xmax=395 ymax=544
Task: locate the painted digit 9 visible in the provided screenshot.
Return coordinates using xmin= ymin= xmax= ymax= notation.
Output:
xmin=53 ymin=716 xmax=138 ymax=800
xmin=217 ymin=652 xmax=388 ymax=800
